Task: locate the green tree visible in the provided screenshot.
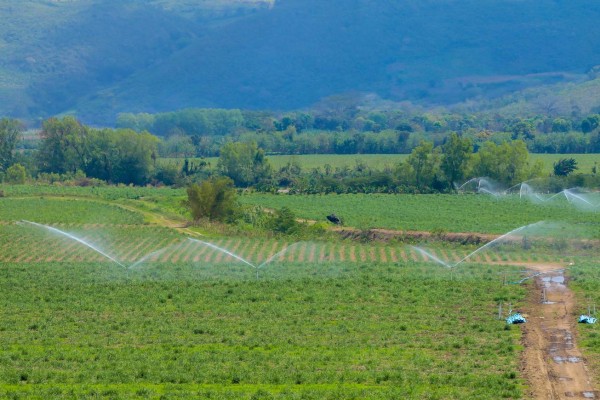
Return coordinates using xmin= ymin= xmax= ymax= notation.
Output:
xmin=218 ymin=142 xmax=272 ymax=187
xmin=553 ymin=158 xmax=578 ymax=176
xmin=5 ymin=163 xmax=27 ymax=184
xmin=0 ymin=118 xmax=23 ymax=172
xmin=267 ymin=207 xmax=301 ymax=235
xmin=112 ymin=130 xmax=159 ymax=185
xmin=551 ymin=118 xmax=571 ymax=133
xmin=472 ymin=140 xmax=542 ymax=186
xmin=84 ymin=128 xmax=159 ymax=185
xmin=441 ymin=132 xmax=472 ymax=189
xmin=581 ymin=115 xmax=600 ymax=133
xmin=158 ymin=134 xmax=196 ymax=158
xmin=186 ymin=177 xmax=238 ymax=222
xmin=509 ymin=120 xmax=535 ymax=140
xmin=400 ymin=141 xmax=440 ymax=189
xmin=37 ymin=116 xmax=90 ymax=174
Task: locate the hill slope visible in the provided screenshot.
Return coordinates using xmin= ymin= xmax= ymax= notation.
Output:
xmin=4 ymin=0 xmax=600 ymax=124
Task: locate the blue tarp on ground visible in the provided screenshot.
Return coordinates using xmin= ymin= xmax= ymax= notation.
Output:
xmin=506 ymin=313 xmax=526 ymax=324
xmin=578 ymin=315 xmax=597 ymax=324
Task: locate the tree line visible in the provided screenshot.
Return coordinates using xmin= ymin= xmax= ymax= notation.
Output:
xmin=1 ymin=116 xmax=598 ymax=192
xmin=0 ymin=117 xmax=159 ymax=185
xmin=118 ymin=108 xmax=600 ymax=158
xmin=263 ymin=135 xmax=546 ymax=194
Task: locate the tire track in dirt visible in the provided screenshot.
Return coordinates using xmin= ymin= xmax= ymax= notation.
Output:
xmin=521 ymin=263 xmax=597 ymax=399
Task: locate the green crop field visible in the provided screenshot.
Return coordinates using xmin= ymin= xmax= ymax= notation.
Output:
xmin=0 ymin=259 xmax=526 ymax=399
xmin=0 ymin=187 xmax=536 ymax=399
xmin=0 ymin=223 xmax=568 ymax=268
xmin=0 ymin=198 xmax=145 ymax=225
xmin=2 ymin=185 xmax=600 ymax=398
xmin=239 ymin=193 xmax=600 ymax=235
xmin=0 ymin=185 xmax=184 ymax=202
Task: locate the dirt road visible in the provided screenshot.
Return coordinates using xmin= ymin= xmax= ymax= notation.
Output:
xmin=522 ymin=264 xmax=597 ymax=399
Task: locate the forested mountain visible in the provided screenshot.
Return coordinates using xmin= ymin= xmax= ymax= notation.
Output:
xmin=3 ymin=0 xmax=600 ymax=124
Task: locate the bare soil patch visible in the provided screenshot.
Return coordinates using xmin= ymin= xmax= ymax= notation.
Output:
xmin=521 ymin=264 xmax=597 ymax=399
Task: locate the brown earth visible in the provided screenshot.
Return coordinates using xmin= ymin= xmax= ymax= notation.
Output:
xmin=334 ymin=227 xmax=499 ymax=243
xmin=520 ymin=263 xmax=597 ymax=399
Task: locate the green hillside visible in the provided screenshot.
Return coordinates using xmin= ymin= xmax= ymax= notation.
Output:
xmin=3 ymin=1 xmax=600 ymax=124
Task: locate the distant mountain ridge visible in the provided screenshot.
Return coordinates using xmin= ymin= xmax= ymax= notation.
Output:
xmin=3 ymin=0 xmax=600 ymax=124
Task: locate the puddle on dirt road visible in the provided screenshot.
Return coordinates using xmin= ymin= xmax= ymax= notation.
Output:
xmin=542 ymin=275 xmax=565 ymax=284
xmin=529 ymin=268 xmax=597 ymax=396
xmin=553 ymin=356 xmax=582 ymax=364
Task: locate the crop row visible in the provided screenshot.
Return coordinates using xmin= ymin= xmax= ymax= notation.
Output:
xmin=0 ymin=184 xmax=184 ymax=201
xmin=0 ymin=198 xmax=145 ymax=225
xmin=0 ymin=224 xmax=567 ymax=268
xmin=240 ymin=192 xmax=600 ymax=234
xmin=0 ymin=258 xmax=526 ymax=399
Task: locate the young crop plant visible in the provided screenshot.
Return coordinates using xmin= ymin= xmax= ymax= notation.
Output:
xmin=0 ymin=257 xmax=527 ymax=399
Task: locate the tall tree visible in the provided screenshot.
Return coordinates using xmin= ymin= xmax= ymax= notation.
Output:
xmin=37 ymin=116 xmax=90 ymax=174
xmin=38 ymin=117 xmax=159 ymax=185
xmin=0 ymin=118 xmax=23 ymax=172
xmin=472 ymin=140 xmax=542 ymax=186
xmin=86 ymin=128 xmax=159 ymax=185
xmin=400 ymin=141 xmax=440 ymax=189
xmin=218 ymin=142 xmax=271 ymax=187
xmin=441 ymin=132 xmax=472 ymax=189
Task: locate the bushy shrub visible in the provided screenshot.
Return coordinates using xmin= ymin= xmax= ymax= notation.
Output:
xmin=5 ymin=163 xmax=27 ymax=184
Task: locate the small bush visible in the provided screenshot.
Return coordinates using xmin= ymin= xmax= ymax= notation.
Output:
xmin=5 ymin=164 xmax=27 ymax=184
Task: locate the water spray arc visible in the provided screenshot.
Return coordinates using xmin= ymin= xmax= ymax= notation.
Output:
xmin=187 ymin=238 xmax=256 ymax=270
xmin=128 ymin=244 xmax=176 ymax=270
xmin=413 ymin=221 xmax=546 ymax=270
xmin=19 ymin=220 xmax=126 ymax=268
xmin=186 ymin=238 xmax=302 ymax=279
xmin=459 ymin=177 xmax=600 ymax=211
xmin=453 ymin=222 xmax=543 ymax=267
xmin=410 ymin=246 xmax=453 ymax=268
xmin=256 ymin=242 xmax=302 ymax=270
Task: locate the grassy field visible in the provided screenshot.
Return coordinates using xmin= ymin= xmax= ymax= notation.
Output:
xmin=0 ymin=187 xmax=535 ymax=399
xmin=566 ymin=261 xmax=600 ymax=383
xmin=161 ymin=153 xmax=600 ymax=175
xmin=530 ymin=153 xmax=600 ymax=174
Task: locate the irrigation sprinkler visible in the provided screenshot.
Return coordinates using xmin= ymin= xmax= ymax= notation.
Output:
xmin=186 ymin=238 xmax=303 ymax=280
xmin=542 ymin=288 xmax=547 ymax=303
xmin=18 ymin=220 xmax=126 ymax=268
